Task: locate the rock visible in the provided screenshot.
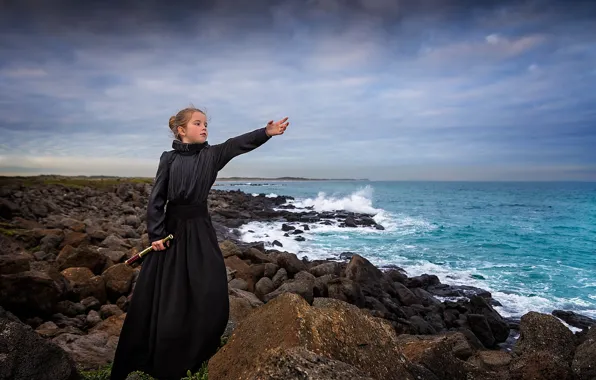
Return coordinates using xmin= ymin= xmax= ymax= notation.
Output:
xmin=509 ymin=350 xmax=573 ymax=380
xmin=99 ymin=304 xmax=123 ymax=319
xmin=468 ymin=314 xmax=496 ymax=348
xmin=274 ymin=252 xmax=307 ymax=276
xmin=0 ymin=316 xmax=80 ymax=380
xmin=397 ymin=332 xmax=476 ymax=379
xmin=52 ymin=331 xmax=120 ymax=371
xmin=224 ymin=255 xmax=255 ymax=292
xmin=513 ymin=311 xmax=576 ymax=363
xmin=55 ymin=300 xmax=86 ymax=317
xmin=553 ymin=310 xmax=596 ymax=330
xmin=427 ymin=283 xmax=491 ymax=299
xmin=572 ymin=326 xmax=596 ymax=380
xmin=60 ymin=231 xmax=89 ymax=249
xmin=281 ymin=223 xmax=295 ymax=231
xmin=409 ymin=315 xmax=437 ymax=335
xmin=339 ymin=251 xmax=356 ymax=260
xmin=0 ymin=198 xmax=19 ymax=219
xmin=80 ymin=296 xmax=101 ymax=312
xmin=326 ymin=277 xmax=366 ymax=308
xmin=86 ymin=310 xmax=102 ymax=327
xmin=223 ymin=295 xmax=257 ymax=340
xmin=406 ymin=274 xmax=441 ymax=289
xmin=56 ymin=245 xmax=106 ymax=274
xmin=467 ymin=350 xmax=512 ymax=373
xmin=411 ymin=287 xmax=441 ymax=306
xmin=100 ymin=234 xmax=131 ymax=250
xmin=35 ymin=321 xmax=63 ymax=338
xmin=229 ymin=278 xmax=249 ymax=290
xmin=40 ymin=230 xmax=65 ymax=253
xmin=271 ymin=267 xmax=289 ymax=288
xmin=101 ymin=263 xmax=134 ymax=300
xmin=469 ymin=296 xmax=510 ymax=344
xmin=228 ymin=287 xmax=263 ymax=308
xmin=263 ymin=271 xmax=315 ymax=304
xmin=243 ymin=247 xmax=274 ymax=264
xmin=97 ymin=248 xmax=127 ymax=263
xmin=344 ymin=216 xmax=358 ymax=227
xmin=61 ymin=267 xmax=107 ymax=304
xmin=309 ymin=261 xmax=343 ymax=277
xmin=0 ymin=252 xmax=33 ymax=275
xmin=255 ymin=277 xmax=275 ymax=300
xmin=383 ymin=267 xmax=408 ymax=283
xmin=248 ymin=346 xmax=376 ymax=379
xmin=263 ymin=262 xmax=279 ymax=278
xmin=313 ymin=274 xmax=333 ymax=298
xmin=89 ymin=313 xmax=126 ymax=337
xmin=208 ymin=292 xmax=421 ymax=380
xmin=219 ymin=240 xmax=241 ymax=258
xmin=394 ymin=282 xmax=421 ymax=306
xmin=0 ymin=270 xmax=64 ymax=318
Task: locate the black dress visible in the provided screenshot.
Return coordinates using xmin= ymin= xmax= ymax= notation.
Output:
xmin=110 ymin=128 xmax=271 ymax=380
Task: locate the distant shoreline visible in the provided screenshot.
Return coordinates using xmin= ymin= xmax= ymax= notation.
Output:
xmin=214 ymin=177 xmax=368 ymax=182
xmin=0 ymin=175 xmax=369 ymax=187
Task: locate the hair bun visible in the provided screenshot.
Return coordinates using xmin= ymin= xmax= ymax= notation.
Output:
xmin=168 ymin=116 xmax=176 ymax=130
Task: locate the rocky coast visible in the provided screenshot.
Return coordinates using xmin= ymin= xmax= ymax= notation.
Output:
xmin=0 ymin=176 xmax=595 ymax=380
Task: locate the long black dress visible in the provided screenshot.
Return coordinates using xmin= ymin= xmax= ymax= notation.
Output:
xmin=110 ymin=128 xmax=271 ymax=380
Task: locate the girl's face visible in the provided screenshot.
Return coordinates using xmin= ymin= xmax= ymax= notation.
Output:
xmin=179 ymin=111 xmax=208 ymax=144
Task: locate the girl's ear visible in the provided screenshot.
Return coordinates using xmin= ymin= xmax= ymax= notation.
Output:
xmin=177 ymin=125 xmax=185 ymax=137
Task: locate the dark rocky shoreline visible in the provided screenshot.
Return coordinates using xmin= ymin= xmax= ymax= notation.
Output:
xmin=1 ymin=177 xmax=595 ymax=380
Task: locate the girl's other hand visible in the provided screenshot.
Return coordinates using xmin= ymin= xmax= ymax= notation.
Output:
xmin=151 ymin=238 xmax=170 ymax=251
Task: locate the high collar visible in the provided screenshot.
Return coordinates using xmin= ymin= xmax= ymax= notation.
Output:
xmin=172 ymin=139 xmax=209 ymax=152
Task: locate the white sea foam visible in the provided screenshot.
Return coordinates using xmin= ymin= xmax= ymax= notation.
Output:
xmin=282 ymin=185 xmax=381 ymax=214
xmin=251 ymin=192 xmax=279 ymax=198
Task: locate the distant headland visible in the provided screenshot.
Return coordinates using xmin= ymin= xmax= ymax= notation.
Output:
xmin=215 ymin=176 xmax=369 ymax=182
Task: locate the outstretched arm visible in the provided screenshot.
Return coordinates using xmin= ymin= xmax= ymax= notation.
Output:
xmin=212 ymin=117 xmax=289 ymax=171
xmin=146 ymin=151 xmax=170 ymax=243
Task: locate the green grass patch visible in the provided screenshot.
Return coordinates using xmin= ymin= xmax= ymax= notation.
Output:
xmin=0 ymin=175 xmax=154 ymax=190
xmin=0 ymin=228 xmax=17 ymax=237
xmin=79 ymin=364 xmax=113 ymax=380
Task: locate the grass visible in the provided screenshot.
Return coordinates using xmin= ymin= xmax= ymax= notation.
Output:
xmin=0 ymin=227 xmax=16 ymax=237
xmin=0 ymin=175 xmax=154 ymax=189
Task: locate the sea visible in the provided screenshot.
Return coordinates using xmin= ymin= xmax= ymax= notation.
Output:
xmin=215 ymin=180 xmax=596 ymax=325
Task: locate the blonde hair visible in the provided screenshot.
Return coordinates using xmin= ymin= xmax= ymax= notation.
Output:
xmin=168 ymin=106 xmax=206 ymax=140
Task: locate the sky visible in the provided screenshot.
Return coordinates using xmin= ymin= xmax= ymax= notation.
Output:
xmin=0 ymin=0 xmax=595 ymax=181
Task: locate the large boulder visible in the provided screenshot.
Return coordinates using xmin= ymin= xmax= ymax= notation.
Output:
xmin=248 ymin=346 xmax=376 ymax=379
xmin=0 ymin=252 xmax=33 ymax=275
xmin=208 ymin=292 xmax=423 ymax=380
xmin=52 ymin=314 xmax=125 ymax=370
xmin=510 ymin=311 xmax=576 ymax=380
xmin=513 ymin=311 xmax=576 ymax=362
xmin=0 ymin=314 xmax=80 ymax=380
xmin=397 ymin=333 xmax=475 ymax=380
xmin=0 ymin=270 xmax=65 ymax=318
xmin=572 ymin=326 xmax=596 ymax=380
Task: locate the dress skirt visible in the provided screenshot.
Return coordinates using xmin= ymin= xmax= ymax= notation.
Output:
xmin=110 ymin=202 xmax=230 ymax=380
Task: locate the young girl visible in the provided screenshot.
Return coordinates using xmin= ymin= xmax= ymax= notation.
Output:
xmin=110 ymin=107 xmax=289 ymax=380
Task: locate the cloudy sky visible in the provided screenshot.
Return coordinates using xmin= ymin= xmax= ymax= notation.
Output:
xmin=1 ymin=0 xmax=595 ymax=181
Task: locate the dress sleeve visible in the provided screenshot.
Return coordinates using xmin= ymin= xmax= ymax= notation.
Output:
xmin=211 ymin=127 xmax=271 ymax=171
xmin=146 ymin=151 xmax=170 ymax=242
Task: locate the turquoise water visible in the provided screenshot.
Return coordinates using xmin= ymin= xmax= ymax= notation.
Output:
xmin=215 ymin=181 xmax=596 ymax=321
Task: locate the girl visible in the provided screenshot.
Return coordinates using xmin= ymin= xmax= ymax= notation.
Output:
xmin=110 ymin=107 xmax=289 ymax=380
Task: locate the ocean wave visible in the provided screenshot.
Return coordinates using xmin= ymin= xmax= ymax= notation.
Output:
xmin=290 ymin=185 xmax=382 ymax=214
